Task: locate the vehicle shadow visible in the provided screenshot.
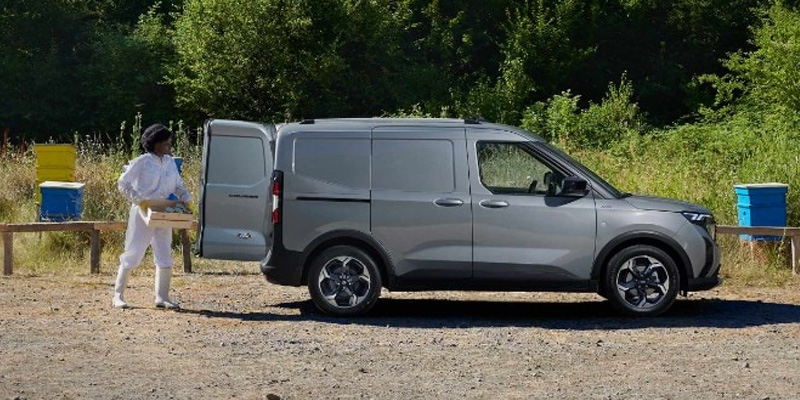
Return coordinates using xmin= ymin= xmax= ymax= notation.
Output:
xmin=178 ymin=297 xmax=800 ymax=330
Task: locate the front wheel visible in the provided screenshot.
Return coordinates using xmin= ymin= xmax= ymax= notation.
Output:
xmin=308 ymin=245 xmax=382 ymax=317
xmin=605 ymin=245 xmax=679 ymax=317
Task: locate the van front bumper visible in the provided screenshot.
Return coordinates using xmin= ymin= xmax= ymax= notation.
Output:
xmin=261 ymin=245 xmax=305 ymax=286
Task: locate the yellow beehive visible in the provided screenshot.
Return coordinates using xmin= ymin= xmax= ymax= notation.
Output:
xmin=34 ymin=144 xmax=76 ymax=203
xmin=36 ymin=167 xmax=75 ymax=182
xmin=34 ymin=144 xmax=76 ymax=168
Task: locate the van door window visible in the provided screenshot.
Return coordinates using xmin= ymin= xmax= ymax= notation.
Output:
xmin=477 ymin=142 xmax=563 ymax=196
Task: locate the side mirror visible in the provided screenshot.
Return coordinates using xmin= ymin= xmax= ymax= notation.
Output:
xmin=559 ymin=176 xmax=589 ymax=197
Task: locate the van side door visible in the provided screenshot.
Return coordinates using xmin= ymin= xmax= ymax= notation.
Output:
xmin=198 ymin=119 xmax=274 ymax=261
xmin=469 ymin=133 xmax=597 ymax=285
xmin=371 ymin=127 xmax=472 ymax=282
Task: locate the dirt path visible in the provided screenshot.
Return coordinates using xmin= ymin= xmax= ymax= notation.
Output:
xmin=2 ymin=272 xmax=800 ymax=399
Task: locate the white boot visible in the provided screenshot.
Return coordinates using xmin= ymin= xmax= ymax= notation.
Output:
xmin=154 ymin=267 xmax=179 ymax=309
xmin=112 ymin=267 xmax=132 ymax=309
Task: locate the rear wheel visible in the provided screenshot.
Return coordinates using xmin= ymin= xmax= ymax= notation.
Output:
xmin=308 ymin=245 xmax=382 ymax=317
xmin=605 ymin=245 xmax=679 ymax=317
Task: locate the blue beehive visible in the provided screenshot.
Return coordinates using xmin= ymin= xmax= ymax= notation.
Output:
xmin=39 ymin=181 xmax=85 ymax=222
xmin=735 ymin=183 xmax=788 ymax=241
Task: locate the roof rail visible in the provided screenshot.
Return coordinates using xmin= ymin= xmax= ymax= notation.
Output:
xmin=299 ymin=119 xmax=315 ymax=125
xmin=464 ymin=116 xmax=487 ymax=125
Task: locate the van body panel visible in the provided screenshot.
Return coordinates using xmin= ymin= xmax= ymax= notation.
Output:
xmin=282 ymin=200 xmax=371 ymax=253
xmin=198 ymin=119 xmax=274 ymax=261
xmin=370 ymin=127 xmax=472 ymax=280
xmin=467 ymin=129 xmax=598 ymax=281
xmin=279 ymin=130 xmax=371 ymax=252
xmin=471 ymin=193 xmax=598 ymax=280
xmin=594 ymin=200 xmax=689 ymax=253
xmin=593 ymin=198 xmax=707 ymax=280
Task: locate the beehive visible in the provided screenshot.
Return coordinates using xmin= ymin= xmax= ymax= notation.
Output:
xmin=39 ymin=181 xmax=84 ymax=222
xmin=34 ymin=144 xmax=76 ymax=203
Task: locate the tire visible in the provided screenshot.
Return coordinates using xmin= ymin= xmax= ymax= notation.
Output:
xmin=605 ymin=245 xmax=679 ymax=317
xmin=307 ymin=245 xmax=382 ymax=317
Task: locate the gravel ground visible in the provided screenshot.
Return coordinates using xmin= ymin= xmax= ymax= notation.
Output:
xmin=2 ymin=271 xmax=800 ymax=399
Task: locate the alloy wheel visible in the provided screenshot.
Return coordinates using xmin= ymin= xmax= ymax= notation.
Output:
xmin=317 ymin=256 xmax=372 ymax=308
xmin=615 ymin=255 xmax=671 ymax=310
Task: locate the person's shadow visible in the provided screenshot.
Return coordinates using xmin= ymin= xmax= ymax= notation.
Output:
xmin=177 ymin=296 xmax=800 ymax=330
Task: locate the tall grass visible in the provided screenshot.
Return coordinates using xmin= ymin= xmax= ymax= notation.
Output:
xmin=565 ymin=112 xmax=800 ymax=286
xmin=0 ymin=118 xmax=219 ymax=275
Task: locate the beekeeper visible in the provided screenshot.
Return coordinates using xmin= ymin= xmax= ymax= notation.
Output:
xmin=112 ymin=124 xmax=192 ymax=309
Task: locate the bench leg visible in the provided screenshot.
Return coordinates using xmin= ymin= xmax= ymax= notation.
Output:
xmin=90 ymin=230 xmax=101 ymax=274
xmin=180 ymin=229 xmax=192 ymax=273
xmin=3 ymin=232 xmax=12 ymax=275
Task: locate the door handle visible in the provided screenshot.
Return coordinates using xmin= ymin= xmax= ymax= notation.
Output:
xmin=479 ymin=199 xmax=509 ymax=209
xmin=237 ymin=232 xmax=252 ymax=240
xmin=433 ymin=198 xmax=464 ymax=207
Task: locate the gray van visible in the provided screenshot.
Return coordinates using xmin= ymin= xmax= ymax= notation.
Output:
xmin=197 ymin=118 xmax=720 ymax=317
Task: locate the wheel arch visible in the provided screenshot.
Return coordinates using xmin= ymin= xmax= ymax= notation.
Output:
xmin=593 ymin=231 xmax=692 ymax=295
xmin=300 ymin=230 xmax=394 ymax=287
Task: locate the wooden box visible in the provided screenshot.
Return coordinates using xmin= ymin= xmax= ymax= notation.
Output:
xmin=140 ymin=200 xmax=194 ymax=229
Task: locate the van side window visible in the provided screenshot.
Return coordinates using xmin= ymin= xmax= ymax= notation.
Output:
xmin=294 ymin=138 xmax=370 ymax=189
xmin=207 ymin=136 xmax=266 ymax=185
xmin=477 ymin=142 xmax=561 ymax=196
xmin=373 ymin=139 xmax=455 ymax=192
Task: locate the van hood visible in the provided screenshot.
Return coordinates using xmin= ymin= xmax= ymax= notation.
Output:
xmin=624 ymin=195 xmax=711 ymax=214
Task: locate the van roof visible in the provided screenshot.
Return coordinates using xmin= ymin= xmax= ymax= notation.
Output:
xmin=278 ymin=118 xmax=543 ymax=141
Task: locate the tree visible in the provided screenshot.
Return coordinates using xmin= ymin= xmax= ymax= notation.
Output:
xmin=455 ymin=0 xmax=594 ymax=124
xmin=170 ymin=0 xmax=415 ymax=121
xmin=722 ymin=3 xmax=800 ymax=113
xmin=0 ymin=0 xmax=91 ymax=139
xmin=0 ymin=0 xmax=180 ymax=140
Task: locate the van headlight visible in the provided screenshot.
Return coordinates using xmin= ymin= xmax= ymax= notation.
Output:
xmin=682 ymin=212 xmax=716 ymax=240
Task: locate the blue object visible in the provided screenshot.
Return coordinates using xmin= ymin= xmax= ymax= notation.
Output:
xmin=174 ymin=157 xmax=183 ymax=174
xmin=39 ymin=181 xmax=85 ymax=222
xmin=167 ymin=193 xmax=179 ymax=201
xmin=735 ymin=183 xmax=788 ymax=241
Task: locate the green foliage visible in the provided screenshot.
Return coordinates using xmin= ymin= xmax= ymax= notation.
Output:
xmin=170 ymin=0 xmax=416 ymax=121
xmin=521 ymin=76 xmax=647 ymax=148
xmin=590 ymin=0 xmax=767 ymax=124
xmin=455 ymin=0 xmax=594 ymax=125
xmin=400 ymin=0 xmax=508 ymax=110
xmin=0 ymin=0 xmax=90 ymax=137
xmin=1 ymin=0 xmax=778 ymax=141
xmin=725 ymin=3 xmax=800 ymax=113
xmin=0 ymin=0 xmax=179 ymax=139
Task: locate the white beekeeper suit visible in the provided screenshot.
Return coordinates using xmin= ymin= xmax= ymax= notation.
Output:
xmin=112 ymin=151 xmax=192 ymax=309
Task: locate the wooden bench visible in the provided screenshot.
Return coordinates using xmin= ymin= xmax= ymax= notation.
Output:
xmin=716 ymin=225 xmax=800 ymax=274
xmin=0 ymin=221 xmax=195 ymax=275
xmin=3 ymin=222 xmax=798 ymax=276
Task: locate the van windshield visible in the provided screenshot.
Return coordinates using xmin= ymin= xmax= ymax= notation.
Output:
xmin=539 ymin=142 xmax=625 ymax=198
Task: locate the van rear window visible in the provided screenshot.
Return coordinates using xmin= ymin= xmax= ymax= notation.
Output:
xmin=294 ymin=138 xmax=370 ymax=189
xmin=372 ymin=139 xmax=455 ymax=192
xmin=207 ymin=136 xmax=266 ymax=186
